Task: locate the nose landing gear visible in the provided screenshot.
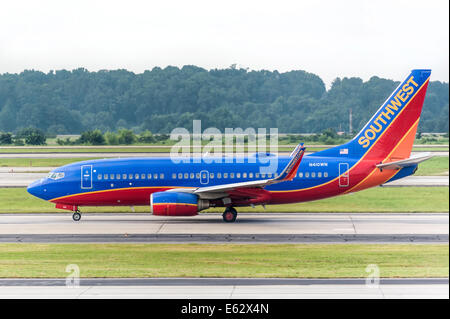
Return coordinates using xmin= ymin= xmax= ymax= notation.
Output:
xmin=222 ymin=207 xmax=237 ymax=223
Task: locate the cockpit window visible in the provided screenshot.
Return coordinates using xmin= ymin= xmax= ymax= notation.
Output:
xmin=47 ymin=172 xmax=65 ymax=180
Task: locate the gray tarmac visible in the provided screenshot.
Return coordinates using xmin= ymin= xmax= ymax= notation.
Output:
xmin=1 ymin=233 xmax=447 ymax=243
xmin=382 ymin=175 xmax=449 ymax=187
xmin=0 ymin=278 xmax=447 ymax=299
xmin=0 ymin=213 xmax=447 ymax=243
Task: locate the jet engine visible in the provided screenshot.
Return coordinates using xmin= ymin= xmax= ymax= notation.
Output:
xmin=150 ymin=192 xmax=209 ymax=216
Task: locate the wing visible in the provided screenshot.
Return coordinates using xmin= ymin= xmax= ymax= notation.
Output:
xmin=168 ymin=144 xmax=306 ymax=204
xmin=376 ymin=152 xmax=433 ymax=170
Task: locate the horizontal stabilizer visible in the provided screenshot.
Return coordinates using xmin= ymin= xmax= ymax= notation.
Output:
xmin=376 ymin=152 xmax=433 ymax=170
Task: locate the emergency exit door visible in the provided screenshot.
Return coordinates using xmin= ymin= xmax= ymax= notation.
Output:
xmin=81 ymin=165 xmax=93 ymax=189
xmin=200 ymin=170 xmax=209 ymax=185
xmin=339 ymin=163 xmax=349 ymax=187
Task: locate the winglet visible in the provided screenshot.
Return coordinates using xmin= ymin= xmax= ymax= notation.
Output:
xmin=275 ymin=143 xmax=306 ymax=182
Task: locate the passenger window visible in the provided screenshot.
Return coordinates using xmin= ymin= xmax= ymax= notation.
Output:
xmin=196 ymin=173 xmax=200 ymax=179
xmin=298 ymin=172 xmax=303 ymax=178
xmin=223 ymin=173 xmax=228 ymax=178
xmin=236 ymin=173 xmax=241 ymax=178
xmin=172 ymin=173 xmax=177 ymax=179
xmin=110 ymin=174 xmax=114 ymax=180
xmin=178 ymin=173 xmax=183 ymax=179
xmin=190 ymin=173 xmax=194 ymax=179
xmin=217 ymin=172 xmax=221 ymax=179
xmin=154 ymin=173 xmax=158 ymax=179
xmin=255 ymin=173 xmax=260 ymax=178
xmin=104 ymin=174 xmax=108 ymax=180
xmin=261 ymin=173 xmax=266 ymax=178
xmin=129 ymin=174 xmax=133 ymax=179
xmin=267 ymin=173 xmax=272 ymax=178
xmin=184 ymin=173 xmax=188 ymax=179
xmin=305 ymin=172 xmax=310 ymax=178
xmin=98 ymin=174 xmax=102 ymax=180
xmin=160 ymin=173 xmax=164 ymax=179
xmin=135 ymin=174 xmax=139 ymax=179
xmin=230 ymin=173 xmax=234 ymax=178
xmin=311 ymin=172 xmax=316 ymax=178
xmin=324 ymin=172 xmax=328 ymax=177
xmin=122 ymin=174 xmax=127 ymax=179
xmin=210 ymin=173 xmax=214 ymax=179
xmin=116 ymin=174 xmax=121 ymax=180
xmin=249 ymin=173 xmax=253 ymax=178
xmin=148 ymin=173 xmax=152 ymax=179
xmin=141 ymin=173 xmax=146 ymax=179
xmin=243 ymin=173 xmax=247 ymax=178
xmin=318 ymin=172 xmax=322 ymax=178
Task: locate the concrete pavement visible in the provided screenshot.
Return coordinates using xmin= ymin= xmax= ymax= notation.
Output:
xmin=0 ymin=278 xmax=447 ymax=299
xmin=0 ymin=213 xmax=447 ymax=239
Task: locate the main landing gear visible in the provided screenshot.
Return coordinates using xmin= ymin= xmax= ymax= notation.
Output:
xmin=72 ymin=210 xmax=82 ymax=222
xmin=222 ymin=207 xmax=237 ymax=223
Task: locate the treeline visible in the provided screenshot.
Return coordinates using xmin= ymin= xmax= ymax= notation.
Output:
xmin=0 ymin=128 xmax=170 ymax=146
xmin=1 ymin=127 xmax=446 ymax=146
xmin=61 ymin=129 xmax=169 ymax=146
xmin=0 ymin=66 xmax=448 ymax=135
xmin=0 ymin=127 xmax=352 ymax=146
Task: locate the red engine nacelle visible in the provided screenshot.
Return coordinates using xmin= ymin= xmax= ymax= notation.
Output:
xmin=150 ymin=191 xmax=209 ymax=216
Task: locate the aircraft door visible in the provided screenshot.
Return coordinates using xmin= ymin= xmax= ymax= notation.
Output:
xmin=200 ymin=170 xmax=209 ymax=185
xmin=81 ymin=165 xmax=93 ymax=189
xmin=339 ymin=163 xmax=349 ymax=187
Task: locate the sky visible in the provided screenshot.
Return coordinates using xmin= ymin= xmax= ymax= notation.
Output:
xmin=0 ymin=0 xmax=448 ymax=87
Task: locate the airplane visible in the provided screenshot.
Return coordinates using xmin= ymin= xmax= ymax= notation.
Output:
xmin=27 ymin=69 xmax=433 ymax=223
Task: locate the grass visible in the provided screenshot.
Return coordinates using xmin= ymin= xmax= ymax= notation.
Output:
xmin=412 ymin=147 xmax=449 ymax=152
xmin=0 ymin=187 xmax=448 ymax=213
xmin=415 ymin=156 xmax=449 ymax=176
xmin=0 ymin=147 xmax=177 ymax=153
xmin=0 ymin=244 xmax=447 ymax=278
xmin=0 ymin=158 xmax=103 ymax=167
xmin=1 ymin=145 xmax=447 ymax=153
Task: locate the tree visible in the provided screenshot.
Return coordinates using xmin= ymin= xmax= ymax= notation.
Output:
xmin=0 ymin=132 xmax=12 ymax=144
xmin=78 ymin=130 xmax=105 ymax=145
xmin=138 ymin=130 xmax=155 ymax=143
xmin=16 ymin=127 xmax=46 ymax=145
xmin=104 ymin=131 xmax=119 ymax=145
xmin=117 ymin=129 xmax=136 ymax=145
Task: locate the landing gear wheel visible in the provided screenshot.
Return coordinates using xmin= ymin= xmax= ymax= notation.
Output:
xmin=72 ymin=212 xmax=81 ymax=222
xmin=222 ymin=207 xmax=237 ymax=223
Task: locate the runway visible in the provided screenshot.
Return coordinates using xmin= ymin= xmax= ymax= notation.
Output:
xmin=0 ymin=171 xmax=447 ymax=187
xmin=382 ymin=175 xmax=449 ymax=187
xmin=0 ymin=278 xmax=447 ymax=299
xmin=0 ymin=213 xmax=447 ymax=243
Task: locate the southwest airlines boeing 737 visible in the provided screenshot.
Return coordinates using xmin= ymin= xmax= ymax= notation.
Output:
xmin=27 ymin=69 xmax=433 ymax=223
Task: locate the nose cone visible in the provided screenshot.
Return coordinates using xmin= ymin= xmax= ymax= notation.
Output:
xmin=27 ymin=179 xmax=44 ymax=199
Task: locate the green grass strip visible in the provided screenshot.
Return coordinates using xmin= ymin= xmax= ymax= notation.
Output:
xmin=415 ymin=156 xmax=449 ymax=176
xmin=0 ymin=158 xmax=102 ymax=167
xmin=0 ymin=244 xmax=447 ymax=278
